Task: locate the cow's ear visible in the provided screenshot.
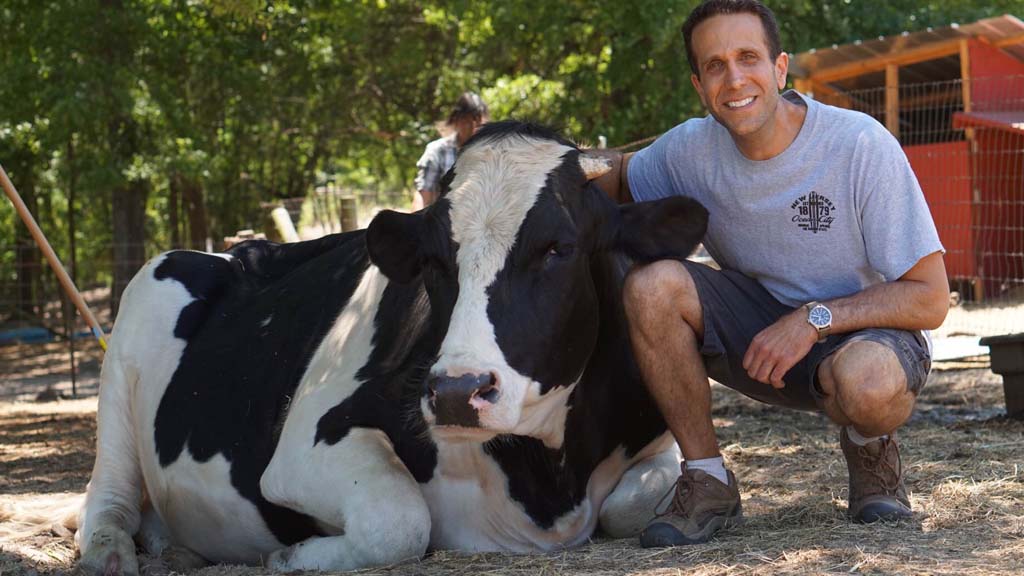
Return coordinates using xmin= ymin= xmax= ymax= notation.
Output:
xmin=366 ymin=209 xmax=425 ymax=283
xmin=616 ymin=196 xmax=708 ymax=262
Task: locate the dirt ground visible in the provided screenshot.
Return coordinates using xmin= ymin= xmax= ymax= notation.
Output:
xmin=0 ymin=344 xmax=1022 ymax=576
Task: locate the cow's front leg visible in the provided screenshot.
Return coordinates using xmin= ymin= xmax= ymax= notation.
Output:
xmin=599 ymin=438 xmax=682 ymax=538
xmin=260 ymin=427 xmax=430 ymax=571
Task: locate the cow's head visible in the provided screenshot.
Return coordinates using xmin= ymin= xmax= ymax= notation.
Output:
xmin=367 ymin=122 xmax=706 ymax=445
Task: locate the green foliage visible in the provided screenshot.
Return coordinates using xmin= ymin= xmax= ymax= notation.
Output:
xmin=2 ymin=0 xmax=1023 ymax=302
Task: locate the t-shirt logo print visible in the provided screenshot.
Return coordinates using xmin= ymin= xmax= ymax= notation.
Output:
xmin=791 ymin=191 xmax=835 ymax=233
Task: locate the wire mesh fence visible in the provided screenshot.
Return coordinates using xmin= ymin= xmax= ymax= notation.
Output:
xmin=0 ymin=187 xmax=410 ymax=399
xmin=815 ymin=75 xmax=1024 ymax=339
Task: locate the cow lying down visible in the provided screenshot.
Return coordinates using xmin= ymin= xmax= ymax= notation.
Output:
xmin=77 ymin=121 xmax=708 ymax=574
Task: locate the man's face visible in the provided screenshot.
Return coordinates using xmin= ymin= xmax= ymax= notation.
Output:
xmin=689 ymin=13 xmax=788 ymax=140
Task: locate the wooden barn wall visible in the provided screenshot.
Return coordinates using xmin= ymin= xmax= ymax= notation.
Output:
xmin=905 ymin=141 xmax=975 ymax=280
xmin=968 ymin=39 xmax=1024 ymax=112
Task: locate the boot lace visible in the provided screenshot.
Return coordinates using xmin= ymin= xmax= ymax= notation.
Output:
xmin=653 ymin=472 xmax=701 ymax=518
xmin=857 ymin=439 xmax=903 ymax=495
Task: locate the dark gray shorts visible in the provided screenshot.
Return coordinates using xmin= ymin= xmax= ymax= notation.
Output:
xmin=684 ymin=261 xmax=932 ymax=412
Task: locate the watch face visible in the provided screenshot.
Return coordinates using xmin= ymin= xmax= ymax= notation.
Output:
xmin=809 ymin=306 xmax=832 ymax=328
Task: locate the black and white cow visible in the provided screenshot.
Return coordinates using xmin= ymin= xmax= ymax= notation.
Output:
xmin=77 ymin=121 xmax=708 ymax=574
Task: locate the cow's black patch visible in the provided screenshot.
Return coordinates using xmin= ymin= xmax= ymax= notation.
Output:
xmin=483 ymin=436 xmax=578 ymax=529
xmin=483 ymin=249 xmax=669 ymax=528
xmin=487 ymin=155 xmax=600 ymax=396
xmin=313 ymin=280 xmax=443 ymax=484
xmin=155 ymin=252 xmax=236 ymax=339
xmin=315 ymin=201 xmax=456 ymax=483
xmin=154 ymin=232 xmax=370 ymax=544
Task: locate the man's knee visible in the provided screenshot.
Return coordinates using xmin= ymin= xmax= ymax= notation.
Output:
xmin=624 ymin=260 xmax=699 ymax=324
xmin=822 ymin=340 xmax=914 ymax=432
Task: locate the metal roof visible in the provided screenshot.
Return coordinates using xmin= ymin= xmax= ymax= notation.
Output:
xmin=791 ymin=14 xmax=1024 ymax=83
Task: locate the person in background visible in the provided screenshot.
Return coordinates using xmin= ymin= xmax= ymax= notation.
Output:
xmin=414 ymin=91 xmax=489 ymax=209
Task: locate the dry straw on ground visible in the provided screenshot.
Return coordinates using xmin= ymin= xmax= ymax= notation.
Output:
xmin=1 ymin=348 xmax=1022 ymax=576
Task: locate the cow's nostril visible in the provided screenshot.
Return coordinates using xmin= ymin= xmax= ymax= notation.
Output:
xmin=475 ymin=384 xmax=499 ymax=404
xmin=426 ymin=376 xmax=440 ymax=412
xmin=473 ymin=372 xmax=499 ymax=404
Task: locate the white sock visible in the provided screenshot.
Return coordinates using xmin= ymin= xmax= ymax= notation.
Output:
xmin=846 ymin=426 xmax=888 ymax=446
xmin=685 ymin=456 xmax=730 ymax=485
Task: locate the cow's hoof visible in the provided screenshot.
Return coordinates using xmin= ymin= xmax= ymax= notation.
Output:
xmin=79 ymin=526 xmax=139 ymax=576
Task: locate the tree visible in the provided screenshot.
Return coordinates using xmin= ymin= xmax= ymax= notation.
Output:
xmin=3 ymin=0 xmax=1023 ymax=325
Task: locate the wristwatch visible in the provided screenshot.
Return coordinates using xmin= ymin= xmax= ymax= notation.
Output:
xmin=804 ymin=301 xmax=832 ymax=343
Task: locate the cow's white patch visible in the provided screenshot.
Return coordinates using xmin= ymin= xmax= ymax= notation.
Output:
xmin=263 ymin=428 xmax=430 ymax=571
xmin=510 ymin=378 xmax=576 ymax=449
xmin=599 ymin=434 xmax=681 ymax=537
xmin=432 ymin=136 xmax=575 ymax=440
xmin=264 ymin=265 xmax=389 ymax=488
xmin=153 ymin=453 xmax=279 ymax=563
xmin=423 ymin=442 xmax=554 ymax=552
xmin=259 ymin=314 xmax=273 ymax=328
xmin=79 ymin=252 xmax=234 ymax=568
xmin=260 ymin=266 xmax=431 ymax=569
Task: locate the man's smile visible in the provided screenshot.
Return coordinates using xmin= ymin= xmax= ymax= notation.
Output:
xmin=725 ymin=96 xmax=756 ymax=109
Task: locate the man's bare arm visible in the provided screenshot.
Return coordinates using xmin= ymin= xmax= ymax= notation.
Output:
xmin=825 ymin=251 xmax=950 ymax=334
xmin=588 ymin=150 xmax=634 ymax=204
xmin=742 ymin=251 xmax=950 ymax=388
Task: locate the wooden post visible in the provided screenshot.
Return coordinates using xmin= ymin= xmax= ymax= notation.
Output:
xmin=269 ymin=206 xmax=300 ymax=242
xmin=885 ymin=64 xmax=900 ymax=139
xmin=340 ymin=196 xmax=358 ymax=232
xmin=960 ymin=39 xmax=973 ymax=114
xmin=960 ymin=38 xmax=982 ymax=301
xmin=1 ymin=163 xmax=107 ymax=350
xmin=960 ymin=39 xmax=976 ymax=141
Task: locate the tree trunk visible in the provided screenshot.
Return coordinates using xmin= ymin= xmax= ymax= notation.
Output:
xmin=169 ymin=173 xmax=182 ymax=249
xmin=183 ymin=179 xmax=208 ymax=251
xmin=110 ymin=180 xmax=147 ymax=319
xmin=98 ymin=0 xmax=147 ymax=319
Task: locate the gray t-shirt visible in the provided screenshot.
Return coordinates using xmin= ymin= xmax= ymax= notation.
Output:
xmin=628 ymin=90 xmax=944 ymax=308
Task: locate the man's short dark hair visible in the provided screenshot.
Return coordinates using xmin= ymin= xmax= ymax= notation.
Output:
xmin=448 ymin=92 xmax=489 ymax=125
xmin=682 ymin=0 xmax=783 ymax=76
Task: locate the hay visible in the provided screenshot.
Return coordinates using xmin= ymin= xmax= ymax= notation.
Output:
xmin=1 ymin=365 xmax=1022 ymax=576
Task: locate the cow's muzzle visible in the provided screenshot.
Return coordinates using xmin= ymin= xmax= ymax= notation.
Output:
xmin=427 ymin=372 xmax=499 ymax=427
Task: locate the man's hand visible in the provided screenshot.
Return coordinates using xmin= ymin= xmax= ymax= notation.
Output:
xmin=742 ymin=309 xmax=819 ymax=389
xmin=588 ymin=150 xmax=633 ymax=204
xmin=741 ymin=252 xmax=948 ymax=390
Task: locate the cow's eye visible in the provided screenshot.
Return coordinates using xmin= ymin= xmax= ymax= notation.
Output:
xmin=545 ymin=242 xmax=575 ymax=262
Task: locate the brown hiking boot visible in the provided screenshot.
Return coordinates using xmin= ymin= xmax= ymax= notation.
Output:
xmin=841 ymin=428 xmax=912 ymax=523
xmin=639 ymin=464 xmax=743 ymax=547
